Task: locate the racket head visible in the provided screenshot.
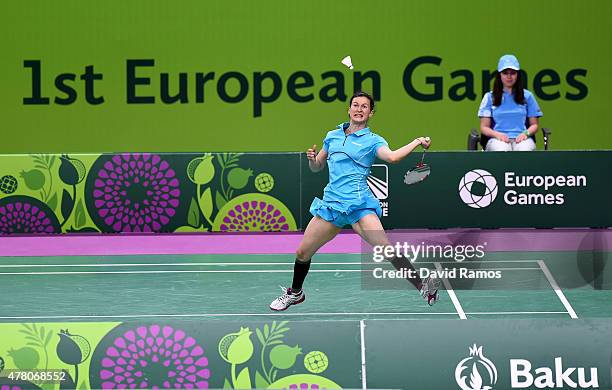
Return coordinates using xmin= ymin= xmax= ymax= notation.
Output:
xmin=404 ymin=163 xmax=431 ymax=185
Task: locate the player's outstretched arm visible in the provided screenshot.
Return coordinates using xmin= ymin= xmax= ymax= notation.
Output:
xmin=377 ymin=137 xmax=430 ymax=164
xmin=306 ymin=144 xmax=328 ymax=172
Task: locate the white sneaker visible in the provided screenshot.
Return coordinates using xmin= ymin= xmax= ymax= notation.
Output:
xmin=269 ymin=287 xmax=305 ymax=311
xmin=420 ymin=276 xmax=441 ymax=306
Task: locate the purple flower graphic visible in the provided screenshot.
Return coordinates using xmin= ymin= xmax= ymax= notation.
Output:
xmin=0 ymin=196 xmax=60 ymax=234
xmin=213 ymin=197 xmax=296 ymax=232
xmin=0 ymin=379 xmax=42 ymax=390
xmin=97 ymin=325 xmax=210 ymax=389
xmin=219 ymin=202 xmax=290 ymax=232
xmin=89 ymin=154 xmax=181 ymax=232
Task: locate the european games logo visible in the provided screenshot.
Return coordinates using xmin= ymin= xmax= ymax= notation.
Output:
xmin=458 ymin=169 xmax=498 ymax=208
xmin=367 ymin=164 xmax=388 ymax=200
xmin=455 ymin=344 xmax=498 ymax=390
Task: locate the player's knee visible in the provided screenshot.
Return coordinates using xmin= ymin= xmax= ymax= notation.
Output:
xmin=295 ymin=248 xmax=310 ymax=261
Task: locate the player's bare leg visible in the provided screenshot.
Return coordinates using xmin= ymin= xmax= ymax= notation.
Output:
xmin=352 ymin=213 xmax=440 ymax=305
xmin=270 ymin=217 xmax=341 ymax=311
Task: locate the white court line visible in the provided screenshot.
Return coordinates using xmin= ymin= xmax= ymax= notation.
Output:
xmin=360 ymin=320 xmax=367 ymax=390
xmin=0 ymin=259 xmax=543 ymax=268
xmin=0 ymin=311 xmax=569 ymax=321
xmin=0 ymin=264 xmax=542 ymax=272
xmin=368 ymin=311 xmax=571 ymax=320
xmin=0 ymin=312 xmax=461 ymax=320
xmin=446 ymin=268 xmax=540 ymax=271
xmin=0 ymin=270 xmax=363 ymax=275
xmin=0 ymin=267 xmax=545 ymax=275
xmin=419 ymin=260 xmax=539 ymax=263
xmin=0 ymin=262 xmax=365 ymax=268
xmin=435 ymin=262 xmax=467 ymax=320
xmin=465 ymin=311 xmax=570 ymax=315
xmin=537 ymin=260 xmax=578 ymax=319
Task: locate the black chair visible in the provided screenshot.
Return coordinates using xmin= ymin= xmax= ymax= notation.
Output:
xmin=467 ymin=119 xmax=551 ymax=151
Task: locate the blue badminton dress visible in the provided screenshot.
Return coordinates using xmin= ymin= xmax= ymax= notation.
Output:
xmin=309 ymin=122 xmax=388 ymax=227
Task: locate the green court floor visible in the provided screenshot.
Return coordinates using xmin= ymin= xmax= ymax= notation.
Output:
xmin=1 ymin=252 xmax=610 ymax=322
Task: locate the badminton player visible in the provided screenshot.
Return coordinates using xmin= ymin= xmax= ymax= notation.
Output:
xmin=270 ymin=91 xmax=438 ymax=311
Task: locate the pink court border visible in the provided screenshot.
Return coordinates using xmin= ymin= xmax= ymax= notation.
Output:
xmin=0 ymin=229 xmax=610 ymax=257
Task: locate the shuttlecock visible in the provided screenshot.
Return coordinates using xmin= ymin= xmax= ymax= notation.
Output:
xmin=341 ymin=55 xmax=354 ymax=70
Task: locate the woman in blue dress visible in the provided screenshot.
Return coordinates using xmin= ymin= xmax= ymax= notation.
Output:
xmin=270 ymin=92 xmax=438 ymax=311
xmin=478 ymin=54 xmax=543 ymax=151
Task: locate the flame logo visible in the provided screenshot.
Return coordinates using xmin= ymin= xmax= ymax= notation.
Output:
xmin=455 ymin=344 xmax=498 ymax=390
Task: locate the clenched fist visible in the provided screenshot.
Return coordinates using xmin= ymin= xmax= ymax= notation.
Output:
xmin=307 ymin=144 xmax=318 ymax=161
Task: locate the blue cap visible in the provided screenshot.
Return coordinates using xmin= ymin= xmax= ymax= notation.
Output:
xmin=497 ymin=54 xmax=520 ymax=72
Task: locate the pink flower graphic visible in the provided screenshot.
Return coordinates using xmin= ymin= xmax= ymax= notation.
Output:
xmin=0 ymin=196 xmax=60 ymax=234
xmin=97 ymin=325 xmax=210 ymax=389
xmin=89 ymin=154 xmax=181 ymax=232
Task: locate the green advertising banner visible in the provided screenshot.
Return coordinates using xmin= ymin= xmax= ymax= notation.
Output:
xmin=0 ymin=153 xmax=301 ymax=234
xmin=0 ymin=320 xmax=360 ymax=389
xmin=366 ymin=319 xmax=612 ymax=389
xmin=1 ymin=151 xmax=611 ymax=234
xmin=302 ymin=151 xmax=612 ymax=229
xmin=1 ymin=1 xmax=610 ymax=153
xmin=2 ymin=319 xmax=612 ymax=389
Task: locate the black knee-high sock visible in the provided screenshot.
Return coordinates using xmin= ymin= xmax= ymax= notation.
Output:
xmin=389 ymin=256 xmax=423 ymax=290
xmin=291 ymin=259 xmax=311 ymax=292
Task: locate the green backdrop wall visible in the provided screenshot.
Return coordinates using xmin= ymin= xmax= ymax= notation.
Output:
xmin=1 ymin=1 xmax=611 ymax=153
xmin=1 ymin=151 xmax=610 ymax=235
xmin=2 ymin=319 xmax=612 ymax=389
